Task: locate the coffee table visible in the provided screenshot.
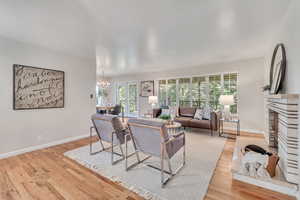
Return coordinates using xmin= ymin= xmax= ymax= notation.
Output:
xmin=165 ymin=122 xmax=182 ymax=135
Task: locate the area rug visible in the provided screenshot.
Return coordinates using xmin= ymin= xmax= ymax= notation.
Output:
xmin=64 ymin=131 xmax=225 ymax=200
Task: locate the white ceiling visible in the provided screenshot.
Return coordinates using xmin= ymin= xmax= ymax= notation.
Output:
xmin=0 ymin=0 xmax=291 ymax=77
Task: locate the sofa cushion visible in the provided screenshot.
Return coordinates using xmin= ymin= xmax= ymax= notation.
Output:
xmin=179 ymin=107 xmax=196 ymax=117
xmin=189 ymin=119 xmax=211 ymax=129
xmin=174 ymin=117 xmax=192 ymax=127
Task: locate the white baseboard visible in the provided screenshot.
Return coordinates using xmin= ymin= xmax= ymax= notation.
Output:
xmin=240 ymin=128 xmax=264 ymax=135
xmin=0 ymin=134 xmax=90 ymax=159
xmin=224 ymin=127 xmax=264 ymax=135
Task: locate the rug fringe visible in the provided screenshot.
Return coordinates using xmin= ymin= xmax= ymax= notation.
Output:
xmin=65 ymin=153 xmax=167 ymax=200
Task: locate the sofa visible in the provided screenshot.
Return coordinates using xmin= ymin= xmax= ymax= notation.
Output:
xmin=153 ymin=107 xmax=220 ymax=135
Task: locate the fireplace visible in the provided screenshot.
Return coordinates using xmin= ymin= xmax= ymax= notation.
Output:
xmin=266 ymin=94 xmax=299 ymax=184
xmin=268 ymin=110 xmax=279 ymax=150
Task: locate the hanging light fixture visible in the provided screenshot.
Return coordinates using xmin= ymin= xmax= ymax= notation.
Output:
xmin=98 ymin=68 xmax=110 ymax=89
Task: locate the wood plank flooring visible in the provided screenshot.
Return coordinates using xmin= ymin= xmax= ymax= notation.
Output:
xmin=0 ymin=134 xmax=296 ymax=200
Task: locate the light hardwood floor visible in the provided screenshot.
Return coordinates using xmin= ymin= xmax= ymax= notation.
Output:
xmin=0 ymin=133 xmax=296 ymax=200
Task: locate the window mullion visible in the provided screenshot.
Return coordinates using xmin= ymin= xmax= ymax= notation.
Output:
xmin=189 ymin=77 xmax=192 ymax=107
xmin=205 ymin=76 xmax=209 ymax=107
xmin=176 ymin=79 xmax=179 ymax=106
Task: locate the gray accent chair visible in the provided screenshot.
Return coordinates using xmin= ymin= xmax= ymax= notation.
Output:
xmin=126 ymin=118 xmax=186 ymax=187
xmin=90 ymin=114 xmax=132 ymax=165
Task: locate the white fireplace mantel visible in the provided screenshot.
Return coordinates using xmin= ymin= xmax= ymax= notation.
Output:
xmin=265 ymin=94 xmax=299 ymax=99
xmin=265 ymin=94 xmax=299 ymax=185
xmin=231 ymin=94 xmax=300 ymax=197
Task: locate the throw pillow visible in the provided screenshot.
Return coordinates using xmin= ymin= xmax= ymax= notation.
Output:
xmin=194 ymin=109 xmax=203 ymax=120
xmin=202 ymin=106 xmax=211 ymax=120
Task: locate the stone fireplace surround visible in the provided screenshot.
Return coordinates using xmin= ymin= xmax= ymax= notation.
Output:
xmin=232 ymin=94 xmax=299 ymax=197
xmin=266 ymin=94 xmax=299 ymax=184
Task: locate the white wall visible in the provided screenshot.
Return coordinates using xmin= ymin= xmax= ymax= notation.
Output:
xmin=265 ymin=0 xmax=300 ymax=93
xmin=265 ymin=2 xmax=300 ymax=198
xmin=0 ymin=36 xmax=96 ymax=155
xmin=110 ymin=58 xmax=266 ymax=133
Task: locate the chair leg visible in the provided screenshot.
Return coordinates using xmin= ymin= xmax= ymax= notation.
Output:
xmin=160 ymin=136 xmax=186 ymax=187
xmin=99 ymin=138 xmax=105 ymax=150
xmin=110 ymin=132 xmax=125 ymax=165
xmin=125 ymin=134 xmax=146 ymax=171
xmin=90 ymin=126 xmax=106 ymax=155
xmin=161 ymin=144 xmax=165 ymax=187
xmin=167 ymin=157 xmax=173 ymax=175
xmin=111 ymin=135 xmax=114 ymax=164
xmin=89 ymin=126 xmax=94 ymax=154
xmin=119 ymin=145 xmax=124 ymax=156
xmin=125 ymin=134 xmax=128 ymax=170
xmin=183 ymin=133 xmax=186 ymax=165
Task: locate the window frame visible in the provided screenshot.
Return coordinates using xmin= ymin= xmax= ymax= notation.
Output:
xmin=157 ymin=72 xmax=239 ymax=113
xmin=115 ymin=81 xmax=139 ymax=116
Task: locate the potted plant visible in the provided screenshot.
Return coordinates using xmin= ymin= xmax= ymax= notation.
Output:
xmin=159 ymin=114 xmax=173 ymax=124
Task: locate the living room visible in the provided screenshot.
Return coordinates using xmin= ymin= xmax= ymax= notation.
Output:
xmin=0 ymin=1 xmax=300 ymax=200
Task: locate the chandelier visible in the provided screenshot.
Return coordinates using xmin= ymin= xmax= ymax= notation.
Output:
xmin=98 ymin=69 xmax=110 ymax=89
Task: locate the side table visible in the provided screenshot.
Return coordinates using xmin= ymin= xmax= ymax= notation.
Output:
xmin=219 ymin=118 xmax=240 ymax=139
xmin=165 ymin=122 xmax=182 ymax=136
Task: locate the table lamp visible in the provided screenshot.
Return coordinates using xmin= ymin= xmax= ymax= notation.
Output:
xmin=148 ymin=96 xmax=158 ymax=108
xmin=219 ymin=95 xmax=234 ymax=120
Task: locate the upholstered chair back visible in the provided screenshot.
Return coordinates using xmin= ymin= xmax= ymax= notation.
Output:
xmin=128 ymin=118 xmax=169 ymax=157
xmin=110 ymin=104 xmax=122 ymax=115
xmin=91 ymin=114 xmax=124 ymax=144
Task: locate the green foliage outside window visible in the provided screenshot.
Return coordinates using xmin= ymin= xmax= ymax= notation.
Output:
xmin=159 ymin=80 xmax=167 ymax=106
xmin=191 ymin=77 xmax=207 ymax=108
xmin=178 ymin=78 xmax=190 ymax=107
xmin=128 ymin=84 xmax=138 ymax=113
xmin=209 ymin=75 xmax=222 ymax=110
xmin=158 ymin=73 xmax=238 ymax=113
xmin=117 ymin=85 xmax=127 ymax=113
xmin=117 ymin=83 xmax=138 ymax=115
xmin=167 ymin=79 xmax=177 ymax=106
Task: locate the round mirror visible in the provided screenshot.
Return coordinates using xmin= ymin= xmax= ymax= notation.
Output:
xmin=270 ymin=44 xmax=286 ymax=94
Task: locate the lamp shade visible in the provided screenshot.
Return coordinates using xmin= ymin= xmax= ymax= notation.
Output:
xmin=219 ymin=95 xmax=235 ymax=105
xmin=148 ymin=96 xmax=158 ymax=104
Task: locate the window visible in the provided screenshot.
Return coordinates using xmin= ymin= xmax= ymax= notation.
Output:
xmin=157 ymin=72 xmax=238 ymax=112
xmin=191 ymin=77 xmax=208 ymax=108
xmin=116 ymin=82 xmax=138 ymax=116
xmin=158 ymin=80 xmax=167 ymax=106
xmin=96 ymin=87 xmax=109 ymax=105
xmin=167 ymin=79 xmax=177 ymax=106
xmin=209 ymin=75 xmax=222 ymax=110
xmin=178 ymin=78 xmax=191 ymax=107
xmin=223 ymin=73 xmax=238 ymax=113
xmin=128 ymin=83 xmax=138 ymax=114
xmin=117 ymin=85 xmax=127 ymax=113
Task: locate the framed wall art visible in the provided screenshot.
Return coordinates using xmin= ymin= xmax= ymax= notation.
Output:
xmin=13 ymin=64 xmax=65 ymax=110
xmin=140 ymin=80 xmax=154 ymax=97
